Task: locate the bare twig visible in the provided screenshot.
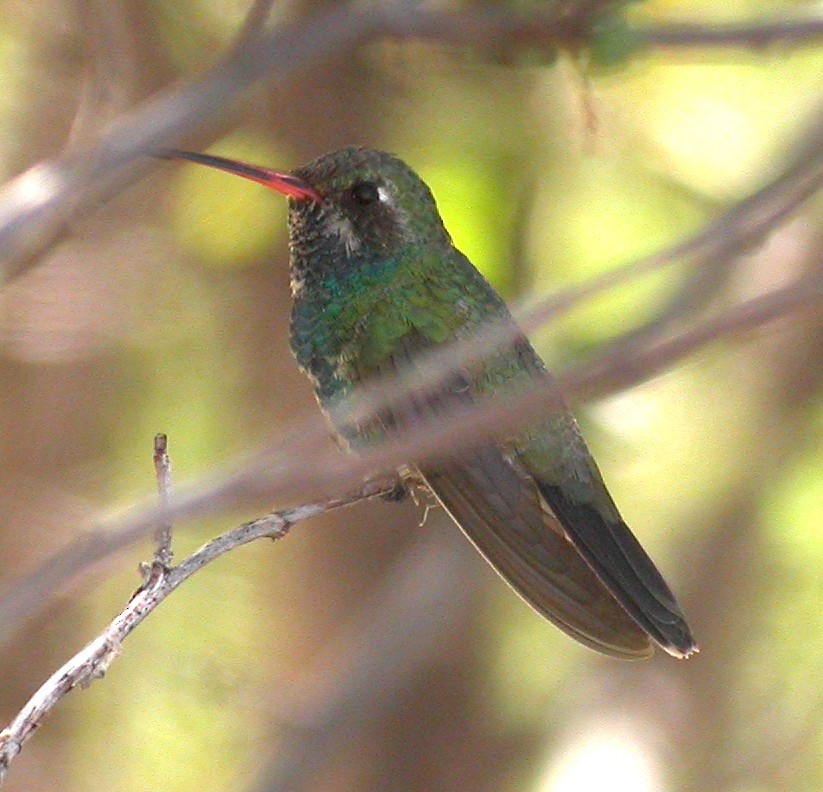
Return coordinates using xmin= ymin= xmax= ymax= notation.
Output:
xmin=0 ymin=477 xmax=396 ymax=786
xmin=519 ymin=105 xmax=823 ymax=335
xmin=382 ymin=7 xmax=823 ymax=53
xmin=0 ymin=272 xmax=817 ymax=787
xmin=325 ymin=269 xmax=823 ymax=496
xmin=152 ymin=433 xmax=173 ymax=568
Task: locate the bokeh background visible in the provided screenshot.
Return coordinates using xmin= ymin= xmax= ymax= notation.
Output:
xmin=2 ymin=0 xmax=823 ymax=790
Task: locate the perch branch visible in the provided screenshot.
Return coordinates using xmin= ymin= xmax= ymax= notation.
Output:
xmin=0 ymin=477 xmax=396 ymax=786
xmin=0 ymin=272 xmax=819 ymax=786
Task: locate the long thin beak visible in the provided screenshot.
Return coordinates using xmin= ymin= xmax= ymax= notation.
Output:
xmin=156 ymin=149 xmax=323 ymax=203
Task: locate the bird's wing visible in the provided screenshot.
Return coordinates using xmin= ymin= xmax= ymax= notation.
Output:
xmin=532 ymin=478 xmax=696 ymax=658
xmin=508 ymin=339 xmax=697 ymax=659
xmin=363 ymin=336 xmax=655 ymax=658
xmin=354 ymin=329 xmax=696 ymax=659
xmin=420 ymin=446 xmax=656 ymax=659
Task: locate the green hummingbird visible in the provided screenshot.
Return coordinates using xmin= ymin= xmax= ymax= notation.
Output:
xmin=161 ymin=146 xmax=696 ymax=660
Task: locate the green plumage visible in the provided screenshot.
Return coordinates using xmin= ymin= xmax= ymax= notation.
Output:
xmin=168 ymin=145 xmax=697 ymax=659
xmin=285 ymin=147 xmax=695 ymax=659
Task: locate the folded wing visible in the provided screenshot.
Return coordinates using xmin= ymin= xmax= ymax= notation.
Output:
xmin=421 ymin=446 xmax=655 ymax=659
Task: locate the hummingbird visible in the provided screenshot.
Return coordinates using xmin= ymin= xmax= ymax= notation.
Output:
xmin=160 ymin=146 xmax=696 ymax=660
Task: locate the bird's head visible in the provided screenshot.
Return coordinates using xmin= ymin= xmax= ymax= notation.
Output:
xmin=158 ymin=146 xmax=453 ymax=277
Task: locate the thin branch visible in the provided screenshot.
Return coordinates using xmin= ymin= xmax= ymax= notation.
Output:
xmin=323 ymin=269 xmax=823 ymax=497
xmin=0 ymin=477 xmax=396 ymax=786
xmin=0 ymin=2 xmax=384 ymax=282
xmin=152 ymin=433 xmax=173 ymax=568
xmin=1 ymin=273 xmax=818 ymax=787
xmin=338 ymin=142 xmax=823 ymax=438
xmin=383 ymin=8 xmax=823 ymax=53
xmin=519 ymin=109 xmax=823 ymax=335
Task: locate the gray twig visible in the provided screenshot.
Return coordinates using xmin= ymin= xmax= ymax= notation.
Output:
xmin=0 ymin=477 xmax=396 ymax=787
xmin=0 ymin=3 xmax=381 ymax=282
xmin=152 ymin=433 xmax=173 ymax=568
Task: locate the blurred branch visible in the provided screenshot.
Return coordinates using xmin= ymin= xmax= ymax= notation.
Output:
xmin=335 ymin=89 xmax=823 ymax=445
xmin=0 ymin=263 xmax=820 ymax=651
xmin=2 ymin=258 xmax=816 ymax=791
xmin=384 ymin=7 xmax=823 ymax=53
xmin=3 ymin=2 xmax=823 ymax=281
xmin=337 ymin=267 xmax=823 ymax=485
xmin=520 ymin=93 xmax=823 ymax=335
xmin=567 ymin=268 xmax=823 ymax=398
xmin=561 ymin=123 xmax=823 ymax=351
xmin=638 ymin=17 xmax=823 ymax=49
xmin=231 ymin=0 xmax=279 ymax=53
xmin=0 ymin=476 xmax=397 ymax=787
xmin=0 ymin=2 xmax=381 ymax=282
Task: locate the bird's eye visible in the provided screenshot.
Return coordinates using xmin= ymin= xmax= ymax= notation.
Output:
xmin=350 ymin=181 xmax=380 ymax=206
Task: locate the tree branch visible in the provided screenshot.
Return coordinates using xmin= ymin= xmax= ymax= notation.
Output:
xmin=0 ymin=476 xmax=397 ymax=786
xmin=0 ymin=2 xmax=382 ymax=282
xmin=152 ymin=433 xmax=173 ymax=568
xmin=0 ymin=271 xmax=818 ymax=787
xmin=3 ymin=3 xmax=823 ymax=282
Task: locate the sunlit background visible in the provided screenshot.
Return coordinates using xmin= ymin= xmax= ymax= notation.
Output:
xmin=1 ymin=1 xmax=823 ymax=791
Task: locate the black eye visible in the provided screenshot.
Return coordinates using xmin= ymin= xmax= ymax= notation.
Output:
xmin=350 ymin=181 xmax=380 ymax=205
